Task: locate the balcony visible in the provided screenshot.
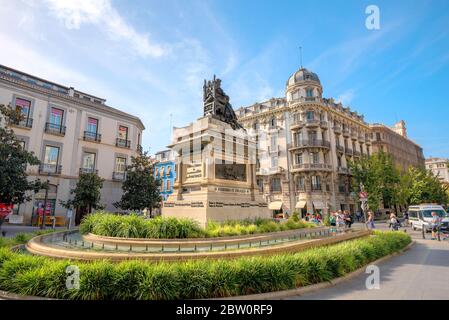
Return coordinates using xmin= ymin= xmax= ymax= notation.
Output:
xmin=79 ymin=167 xmax=98 ymax=175
xmin=320 ymin=120 xmax=328 ymax=129
xmin=338 ymin=166 xmax=350 ymax=174
xmin=336 ymin=145 xmax=344 ymax=153
xmin=358 ymin=134 xmax=365 ymax=142
xmin=116 ymin=138 xmax=131 ymax=149
xmin=333 ymin=126 xmax=342 ymax=134
xmin=292 ymin=163 xmax=332 ymax=172
xmin=112 ymin=171 xmax=126 ymax=181
xmin=256 ymin=166 xmax=283 ymax=176
xmin=291 ymin=139 xmax=331 ymax=149
xmin=345 ymin=148 xmax=353 ymax=156
xmin=39 ymin=163 xmax=62 ymax=175
xmin=10 ymin=118 xmax=33 ymax=129
xmin=305 ymin=119 xmax=320 ymax=128
xmin=342 ymin=128 xmax=350 ymax=137
xmin=353 ymin=150 xmax=361 ymax=157
xmin=290 ymin=120 xmax=304 ymax=130
xmin=83 ymin=131 xmax=102 ymax=143
xmin=45 ymin=122 xmax=66 ymax=136
xmin=350 ymin=131 xmax=358 ymax=140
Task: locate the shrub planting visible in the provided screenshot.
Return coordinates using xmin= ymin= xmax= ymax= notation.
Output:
xmin=79 ymin=212 xmax=316 ymax=239
xmin=0 ymin=231 xmax=411 ymax=299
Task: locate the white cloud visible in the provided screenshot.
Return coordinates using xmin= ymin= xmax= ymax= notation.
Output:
xmin=44 ymin=0 xmax=166 ymax=58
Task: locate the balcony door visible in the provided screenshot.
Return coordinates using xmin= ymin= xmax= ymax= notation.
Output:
xmin=82 ymin=153 xmax=96 ymax=172
xmin=50 ymin=108 xmax=64 ymax=127
xmin=87 ymin=117 xmax=98 ymax=134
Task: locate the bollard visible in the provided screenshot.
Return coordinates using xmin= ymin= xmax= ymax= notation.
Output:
xmin=102 ymin=244 xmax=105 ymax=250
xmin=210 ymin=243 xmax=213 ymax=251
xmin=146 ymin=245 xmax=149 ymax=251
xmin=422 ymin=225 xmax=425 ymax=239
xmin=115 ymin=244 xmax=118 ymax=250
xmin=91 ymin=242 xmax=94 ymax=248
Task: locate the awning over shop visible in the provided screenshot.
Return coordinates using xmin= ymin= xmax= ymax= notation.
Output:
xmin=295 ymin=200 xmax=307 ymax=208
xmin=313 ymin=201 xmax=325 ymax=209
xmin=268 ymin=201 xmax=283 ymax=210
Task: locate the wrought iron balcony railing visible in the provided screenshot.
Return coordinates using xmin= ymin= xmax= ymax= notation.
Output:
xmin=45 ymin=122 xmax=66 ymax=136
xmin=83 ymin=131 xmax=101 ymax=142
xmin=10 ymin=118 xmax=33 ymax=129
xmin=39 ymin=163 xmax=62 ymax=175
xmin=116 ymin=138 xmax=131 ymax=149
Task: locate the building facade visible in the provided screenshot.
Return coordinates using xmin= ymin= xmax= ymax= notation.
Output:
xmin=236 ymin=67 xmax=373 ymax=217
xmin=237 ymin=67 xmax=426 ymax=217
xmin=0 ymin=64 xmax=145 ymax=225
xmin=370 ymin=121 xmax=425 ymax=172
xmin=426 ymin=158 xmax=449 ymax=184
xmin=153 ymin=149 xmax=177 ymax=201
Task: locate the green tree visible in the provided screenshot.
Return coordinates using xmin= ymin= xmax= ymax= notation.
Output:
xmin=61 ymin=172 xmax=105 ymax=225
xmin=0 ymin=104 xmax=44 ymax=226
xmin=348 ymin=151 xmax=400 ymax=211
xmin=114 ymin=151 xmax=162 ymax=215
xmin=399 ymin=167 xmax=448 ymax=206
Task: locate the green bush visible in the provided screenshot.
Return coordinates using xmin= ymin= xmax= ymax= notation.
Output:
xmin=0 ymin=231 xmax=411 ymax=299
xmin=79 ymin=212 xmax=314 ymax=239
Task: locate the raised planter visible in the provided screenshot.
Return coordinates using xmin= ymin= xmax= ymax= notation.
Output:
xmin=26 ymin=229 xmax=372 ymax=262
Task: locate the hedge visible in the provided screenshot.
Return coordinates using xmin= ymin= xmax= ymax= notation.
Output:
xmin=79 ymin=212 xmax=316 ymax=239
xmin=0 ymin=231 xmax=411 ymax=299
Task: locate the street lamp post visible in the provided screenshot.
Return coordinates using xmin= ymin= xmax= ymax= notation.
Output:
xmin=40 ymin=176 xmax=50 ymax=230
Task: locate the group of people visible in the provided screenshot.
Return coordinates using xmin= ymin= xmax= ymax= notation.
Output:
xmin=328 ymin=210 xmax=354 ymax=230
xmin=304 ymin=212 xmax=323 ymax=224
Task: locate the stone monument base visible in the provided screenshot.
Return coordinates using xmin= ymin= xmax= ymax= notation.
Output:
xmin=163 ymin=187 xmax=270 ymax=227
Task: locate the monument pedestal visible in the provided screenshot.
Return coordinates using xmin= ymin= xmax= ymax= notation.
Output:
xmin=162 ymin=116 xmax=269 ymax=227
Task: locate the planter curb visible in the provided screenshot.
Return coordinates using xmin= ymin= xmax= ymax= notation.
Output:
xmin=215 ymin=240 xmax=416 ymax=300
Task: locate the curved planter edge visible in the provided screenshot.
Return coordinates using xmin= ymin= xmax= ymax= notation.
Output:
xmin=214 ymin=240 xmax=416 ymax=300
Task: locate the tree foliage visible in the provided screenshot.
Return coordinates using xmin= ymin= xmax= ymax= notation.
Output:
xmin=114 ymin=151 xmax=161 ymax=212
xmin=349 ymin=151 xmax=448 ymax=210
xmin=61 ymin=172 xmax=105 ymax=211
xmin=349 ymin=151 xmax=400 ymax=211
xmin=0 ymin=104 xmax=44 ymax=205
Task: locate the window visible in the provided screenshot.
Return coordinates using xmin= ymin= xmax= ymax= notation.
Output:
xmin=337 ymin=156 xmax=342 ymax=167
xmin=308 ymin=131 xmax=317 ymax=142
xmin=166 ymin=180 xmax=171 ymax=191
xmin=167 ymin=166 xmax=171 ymax=175
xmin=87 ymin=117 xmax=98 ymax=134
xmin=306 ymin=111 xmax=314 ymax=120
xmin=252 ymin=121 xmax=259 ymax=130
xmin=44 ymin=146 xmax=59 ymax=165
xmin=360 ymin=143 xmax=363 ymax=154
xmin=270 ymin=178 xmax=281 ymax=192
xmin=310 ymin=152 xmax=319 ymax=164
xmin=271 ymin=155 xmax=278 ymax=168
xmin=115 ymin=157 xmax=127 ymax=172
xmin=295 ymin=132 xmax=302 ymax=146
xmin=15 ymin=98 xmax=31 ymax=119
xmin=344 ymin=139 xmax=348 ymax=149
xmin=311 ymin=176 xmax=321 ymax=190
xmin=118 ymin=125 xmax=128 ymax=140
xmin=82 ymin=152 xmax=96 ymax=170
xmin=270 ymin=135 xmax=277 ymax=150
xmin=296 ymin=176 xmax=305 ymax=191
xmin=295 ymin=153 xmax=303 ymax=165
xmin=49 ymin=107 xmax=64 ymax=126
xmin=306 ymin=88 xmax=313 ymax=97
xmin=270 ymin=117 xmax=276 ymax=128
xmin=376 ymin=132 xmax=381 ymax=141
xmin=352 ymin=141 xmax=356 ymax=151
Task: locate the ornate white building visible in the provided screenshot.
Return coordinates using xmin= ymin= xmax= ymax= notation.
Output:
xmin=236 ymin=67 xmax=374 ymax=217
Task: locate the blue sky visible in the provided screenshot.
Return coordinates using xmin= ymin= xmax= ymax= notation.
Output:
xmin=1 ymin=0 xmax=448 ymax=158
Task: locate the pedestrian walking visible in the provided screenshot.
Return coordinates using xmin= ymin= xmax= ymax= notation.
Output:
xmin=366 ymin=210 xmax=375 ymax=229
xmin=389 ymin=213 xmax=401 ymax=231
xmin=430 ymin=211 xmax=441 ymax=240
xmin=403 ymin=211 xmax=409 ymax=227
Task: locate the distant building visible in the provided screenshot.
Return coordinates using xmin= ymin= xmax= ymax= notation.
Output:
xmin=0 ymin=64 xmax=144 ymax=225
xmin=426 ymin=158 xmax=449 ymax=184
xmin=236 ymin=65 xmax=426 ymax=217
xmin=153 ymin=150 xmax=177 ymax=201
xmin=370 ymin=121 xmax=425 ymax=172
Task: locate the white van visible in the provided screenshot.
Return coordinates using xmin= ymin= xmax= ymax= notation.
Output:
xmin=408 ymin=204 xmax=449 ymax=232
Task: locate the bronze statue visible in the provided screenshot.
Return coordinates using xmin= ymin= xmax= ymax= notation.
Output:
xmin=203 ymin=75 xmax=244 ymax=130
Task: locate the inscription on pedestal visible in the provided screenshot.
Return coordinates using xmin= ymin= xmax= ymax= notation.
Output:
xmin=215 ymin=163 xmax=246 ymax=181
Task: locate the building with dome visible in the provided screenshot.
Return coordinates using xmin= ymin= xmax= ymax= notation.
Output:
xmin=236 ymin=66 xmax=422 ymax=217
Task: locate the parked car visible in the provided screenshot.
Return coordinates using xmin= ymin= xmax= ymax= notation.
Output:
xmin=408 ymin=204 xmax=449 ymax=232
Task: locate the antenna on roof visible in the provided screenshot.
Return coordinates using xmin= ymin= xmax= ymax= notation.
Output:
xmin=299 ymin=46 xmax=303 ymax=69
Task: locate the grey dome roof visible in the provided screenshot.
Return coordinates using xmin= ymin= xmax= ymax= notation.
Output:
xmin=287 ymin=68 xmax=321 ymax=86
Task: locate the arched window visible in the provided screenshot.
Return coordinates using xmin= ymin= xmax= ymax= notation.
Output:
xmin=270 ymin=117 xmax=276 ymax=128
